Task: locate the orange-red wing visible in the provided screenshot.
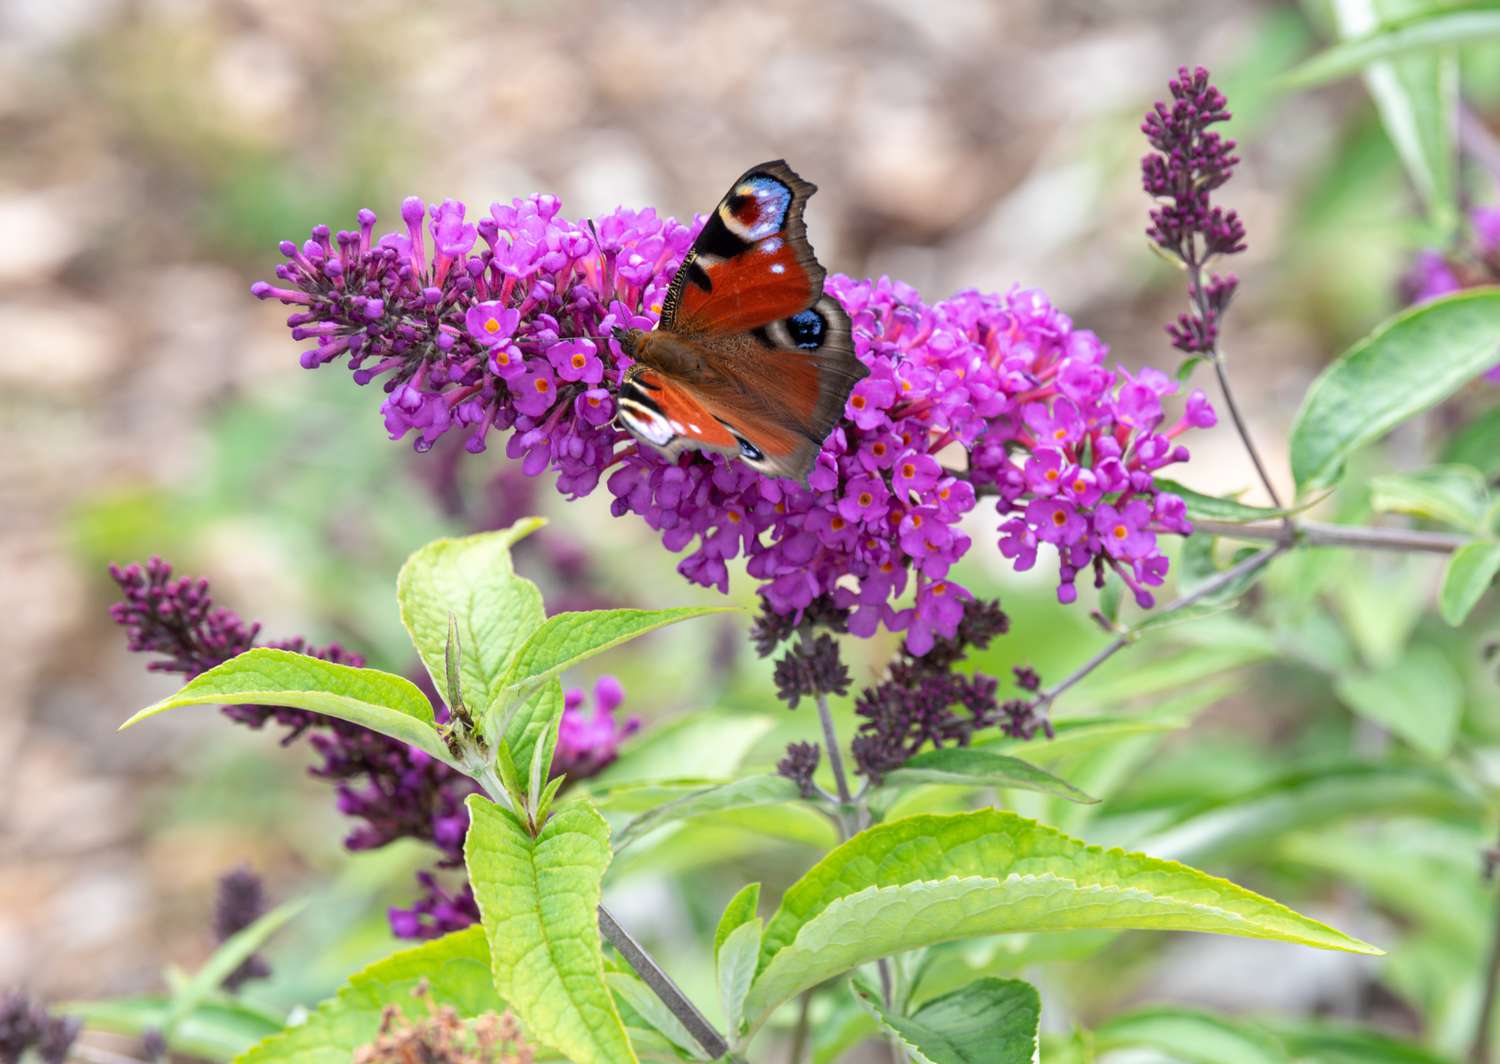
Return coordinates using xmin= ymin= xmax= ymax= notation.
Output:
xmin=661 ymin=161 xmax=826 ymax=336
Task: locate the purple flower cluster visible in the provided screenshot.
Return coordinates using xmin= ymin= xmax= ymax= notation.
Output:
xmin=845 ymin=597 xmax=1037 ymax=781
xmin=257 ymin=197 xmax=1215 ymax=645
xmin=1401 ymin=206 xmax=1500 ymax=383
xmin=1142 ymin=65 xmax=1245 ymax=356
xmin=0 ymin=991 xmax=79 ymax=1064
xmin=109 ymin=559 xmax=637 ymax=939
xmin=215 ymin=867 xmax=272 ymax=991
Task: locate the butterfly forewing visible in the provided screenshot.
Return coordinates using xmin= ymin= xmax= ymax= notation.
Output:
xmin=618 ymin=160 xmax=868 ymax=482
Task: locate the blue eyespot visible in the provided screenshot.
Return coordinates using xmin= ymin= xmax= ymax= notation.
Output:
xmin=787 ymin=309 xmax=825 ymax=349
xmin=736 ymin=435 xmax=765 ymax=461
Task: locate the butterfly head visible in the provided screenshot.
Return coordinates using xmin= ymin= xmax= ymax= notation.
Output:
xmin=611 ymin=326 xmax=643 ymax=357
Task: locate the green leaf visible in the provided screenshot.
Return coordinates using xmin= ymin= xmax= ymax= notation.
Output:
xmin=717 ymin=919 xmax=762 ymax=1043
xmin=616 ymin=775 xmax=803 ymax=851
xmin=1133 ymin=761 xmax=1482 ymax=864
xmin=743 ymin=810 xmax=1379 ymax=1030
xmin=1328 ymin=0 xmax=1459 ymax=237
xmin=1440 ymin=539 xmax=1500 ymax=624
xmin=509 ymin=679 xmax=565 ymax=800
xmin=237 ymin=928 xmax=499 ymax=1064
xmin=164 ymin=900 xmax=306 ymax=1037
xmin=1094 ymin=1007 xmax=1288 ymax=1064
xmin=1334 ymin=644 xmax=1464 ymax=756
xmin=883 ymin=748 xmax=1097 ymax=804
xmin=65 ymin=997 xmax=282 ymax=1061
xmin=396 ymin=523 xmax=547 ymax=724
xmin=1369 ymin=466 xmax=1490 ymax=532
xmin=1290 ymin=289 xmax=1500 ymax=491
xmin=977 ymin=717 xmax=1185 ymax=763
xmin=498 ymin=606 xmax=736 ymax=710
xmin=465 ymin=795 xmax=636 ymax=1064
xmin=851 ymin=976 xmax=1040 ymax=1064
xmin=1269 ymin=1019 xmax=1460 ymax=1063
xmin=120 ymin=648 xmax=454 ymax=766
xmin=1282 ymin=6 xmax=1500 ymax=90
xmin=1442 ymin=405 xmax=1500 ymax=476
xmin=1153 ymin=479 xmax=1306 ymax=524
xmin=605 ymin=972 xmax=703 ymax=1059
xmin=714 ymin=883 xmax=762 ymax=961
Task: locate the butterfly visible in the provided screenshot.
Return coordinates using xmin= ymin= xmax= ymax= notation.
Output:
xmin=611 ymin=160 xmax=869 ymax=482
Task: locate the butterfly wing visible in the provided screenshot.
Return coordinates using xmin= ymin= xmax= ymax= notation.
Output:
xmin=621 ymin=161 xmax=867 ymax=481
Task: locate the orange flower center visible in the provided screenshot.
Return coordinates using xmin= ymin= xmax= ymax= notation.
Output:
xmin=484 ymin=318 xmax=500 ymax=334
xmin=858 ymin=492 xmax=873 ymax=507
xmin=1052 ymin=510 xmax=1067 ymax=526
xmin=1113 ymin=524 xmax=1128 ymax=539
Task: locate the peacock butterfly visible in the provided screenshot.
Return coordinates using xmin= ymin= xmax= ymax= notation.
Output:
xmin=611 ymin=160 xmax=869 ymax=482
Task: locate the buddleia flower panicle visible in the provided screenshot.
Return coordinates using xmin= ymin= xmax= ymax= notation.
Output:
xmin=0 ymin=990 xmax=80 ymax=1064
xmin=258 ymin=195 xmax=1215 ymax=638
xmin=1141 ymin=65 xmax=1245 ymax=356
xmin=109 ymin=559 xmax=638 ymax=940
xmin=777 ymin=741 xmax=823 ymax=799
xmin=215 ymin=867 xmax=272 ymax=990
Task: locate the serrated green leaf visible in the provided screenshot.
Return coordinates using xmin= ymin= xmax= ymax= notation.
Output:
xmin=714 ymin=883 xmax=762 ymax=961
xmin=120 ymin=648 xmax=455 ymax=767
xmin=1334 ymin=645 xmax=1463 ymax=756
xmin=883 ymin=748 xmax=1096 ymax=804
xmin=465 ymin=795 xmax=636 ymax=1064
xmin=164 ymin=899 xmax=306 ymax=1037
xmin=616 ymin=775 xmax=802 ymax=851
xmin=1440 ymin=539 xmax=1500 ymax=624
xmin=1370 ymin=466 xmax=1490 ymax=532
xmin=743 ymin=810 xmax=1378 ymax=1030
xmin=497 ymin=607 xmax=736 ymax=710
xmin=1290 ymin=289 xmax=1500 ymax=491
xmin=717 ymin=919 xmax=761 ymax=1042
xmin=1094 ymin=1007 xmax=1288 ymax=1064
xmin=851 ymin=975 xmax=1040 ymax=1064
xmin=65 ymin=996 xmax=282 ymax=1061
xmin=1282 ymin=6 xmax=1500 ymax=90
xmin=396 ymin=523 xmax=547 ymax=725
xmin=236 ymin=928 xmax=499 ymax=1064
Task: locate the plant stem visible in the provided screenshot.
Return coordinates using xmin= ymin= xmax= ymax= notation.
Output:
xmin=599 ymin=905 xmax=731 ymax=1061
xmin=788 ymin=991 xmax=813 ymax=1064
xmin=468 ymin=761 xmax=731 ymax=1060
xmin=1191 ymin=518 xmax=1467 ymax=554
xmin=1210 ymin=350 xmax=1289 ymax=516
xmin=815 ymin=688 xmax=855 ymax=806
xmin=1033 ymin=543 xmax=1286 ymax=714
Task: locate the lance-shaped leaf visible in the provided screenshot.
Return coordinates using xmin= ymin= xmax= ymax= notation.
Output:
xmin=851 ymin=975 xmax=1041 ymax=1064
xmin=495 ymin=606 xmax=736 ymax=713
xmin=882 ymin=748 xmax=1096 ymax=804
xmin=164 ymin=900 xmax=306 ymax=1038
xmin=1152 ymin=479 xmax=1319 ymax=524
xmin=236 ymin=927 xmax=498 ymax=1064
xmin=1281 ymin=7 xmax=1500 ymax=90
xmin=396 ymin=522 xmax=547 ymax=721
xmin=64 ymin=997 xmax=282 ymax=1063
xmin=1092 ymin=1007 xmax=1288 ymax=1064
xmin=743 ymin=810 xmax=1378 ymax=1031
xmin=615 ymin=775 xmax=804 ymax=851
xmin=119 ymin=649 xmax=456 ymax=767
xmin=1289 ymin=288 xmax=1500 ymax=492
xmin=465 ymin=795 xmax=636 ymax=1064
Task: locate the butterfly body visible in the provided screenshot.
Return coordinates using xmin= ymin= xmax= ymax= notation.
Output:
xmin=613 ymin=161 xmax=868 ymax=482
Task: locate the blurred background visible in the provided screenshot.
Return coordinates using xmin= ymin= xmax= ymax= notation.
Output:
xmin=3 ymin=0 xmax=1500 ymax=1061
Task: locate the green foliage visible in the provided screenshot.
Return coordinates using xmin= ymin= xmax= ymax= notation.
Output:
xmin=465 ymin=796 xmax=636 ymax=1064
xmin=716 ymin=919 xmax=762 ymax=1044
xmin=1289 ymin=289 xmax=1500 ymax=491
xmin=881 ymin=747 xmax=1096 ymax=803
xmin=743 ymin=809 xmax=1377 ymax=1030
xmin=1440 ymin=539 xmax=1500 ymax=624
xmin=615 ymin=776 xmax=804 ymax=851
xmin=1335 ymin=644 xmax=1464 ymax=755
xmin=119 ymin=648 xmax=456 ymax=767
xmin=851 ymin=976 xmax=1041 ymax=1064
xmin=162 ymin=900 xmax=307 ymax=1040
xmin=1283 ymin=5 xmax=1500 ymax=89
xmin=1370 ymin=466 xmax=1493 ymax=532
xmin=396 ymin=521 xmax=547 ymax=723
xmin=64 ymin=997 xmax=283 ymax=1062
xmin=1153 ymin=478 xmax=1313 ymax=523
xmin=235 ymin=928 xmax=498 ymax=1064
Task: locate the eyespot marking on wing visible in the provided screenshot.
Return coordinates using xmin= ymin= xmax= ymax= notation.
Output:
xmin=786 ymin=308 xmax=826 ymax=349
xmin=719 ymin=175 xmax=793 ymax=242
